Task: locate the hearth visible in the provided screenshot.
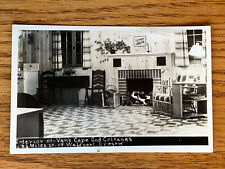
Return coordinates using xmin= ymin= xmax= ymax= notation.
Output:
xmin=118 ymin=69 xmax=161 ymax=105
xmin=126 ymin=78 xmax=153 ymax=105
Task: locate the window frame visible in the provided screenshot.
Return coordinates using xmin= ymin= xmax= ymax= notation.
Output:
xmin=187 ymin=29 xmax=203 ymax=64
xmin=61 ymin=31 xmax=83 ymax=68
xmin=187 ymin=30 xmax=203 ymax=51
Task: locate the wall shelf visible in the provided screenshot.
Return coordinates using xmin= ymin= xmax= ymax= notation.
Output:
xmin=107 ymin=52 xmax=173 ymax=57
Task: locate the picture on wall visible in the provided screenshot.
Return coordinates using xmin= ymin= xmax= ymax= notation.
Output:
xmin=134 ymin=36 xmax=146 ymax=47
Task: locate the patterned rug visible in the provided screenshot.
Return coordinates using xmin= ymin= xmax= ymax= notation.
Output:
xmin=43 ymin=105 xmax=208 ymax=138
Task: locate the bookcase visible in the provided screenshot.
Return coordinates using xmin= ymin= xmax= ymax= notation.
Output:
xmin=172 ymin=83 xmax=207 ymax=118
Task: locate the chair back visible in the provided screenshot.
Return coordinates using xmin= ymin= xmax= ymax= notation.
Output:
xmin=17 ymin=93 xmax=41 ymax=108
xmin=92 ymin=70 xmax=105 ymax=91
xmin=41 ymin=70 xmax=55 ymax=88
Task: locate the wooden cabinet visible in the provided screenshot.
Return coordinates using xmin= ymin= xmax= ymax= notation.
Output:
xmin=172 ymin=84 xmax=184 ymax=118
xmin=17 ymin=108 xmax=44 ymax=138
xmin=172 ymin=83 xmax=207 ymax=118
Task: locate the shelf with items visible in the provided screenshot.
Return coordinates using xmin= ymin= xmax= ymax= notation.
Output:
xmin=172 ymin=83 xmax=207 ymax=118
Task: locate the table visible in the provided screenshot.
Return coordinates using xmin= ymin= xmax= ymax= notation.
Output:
xmin=17 ymin=108 xmax=44 ymax=138
xmin=45 ymin=76 xmax=89 ymax=104
xmin=46 ymin=76 xmax=89 ymax=89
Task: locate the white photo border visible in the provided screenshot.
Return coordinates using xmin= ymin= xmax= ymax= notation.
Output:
xmin=10 ymin=25 xmax=213 ymax=154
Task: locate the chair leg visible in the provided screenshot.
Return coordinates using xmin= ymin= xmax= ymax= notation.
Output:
xmin=52 ymin=88 xmax=55 ymax=104
xmin=91 ymin=89 xmax=93 ymax=105
xmin=84 ymin=88 xmax=89 ymax=106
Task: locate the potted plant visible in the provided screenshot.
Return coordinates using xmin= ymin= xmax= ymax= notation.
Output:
xmin=95 ymin=39 xmax=130 ymax=55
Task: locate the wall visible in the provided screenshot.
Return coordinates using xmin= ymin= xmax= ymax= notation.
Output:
xmin=19 ymin=28 xmax=207 ymax=88
xmin=89 ymin=28 xmax=207 ymax=88
xmin=20 ymin=30 xmax=52 ymax=72
xmin=89 ymin=29 xmax=176 ymax=88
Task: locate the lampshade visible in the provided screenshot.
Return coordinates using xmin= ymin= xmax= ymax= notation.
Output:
xmin=189 ymin=43 xmax=205 ymax=59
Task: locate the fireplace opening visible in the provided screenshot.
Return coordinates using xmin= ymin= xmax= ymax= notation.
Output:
xmin=126 ymin=78 xmax=153 ymax=106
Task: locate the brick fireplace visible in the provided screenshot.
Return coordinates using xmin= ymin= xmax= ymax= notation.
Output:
xmin=118 ymin=69 xmax=161 ymax=104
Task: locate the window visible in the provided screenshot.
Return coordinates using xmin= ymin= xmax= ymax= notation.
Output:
xmin=113 ymin=58 xmax=121 ymax=67
xmin=61 ymin=31 xmax=83 ymax=67
xmin=157 ymin=56 xmax=166 ymax=66
xmin=187 ymin=30 xmax=202 ymax=51
xmin=187 ymin=30 xmax=203 ymax=64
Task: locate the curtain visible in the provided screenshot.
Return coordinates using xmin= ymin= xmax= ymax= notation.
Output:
xmin=52 ymin=31 xmax=62 ymax=70
xmin=175 ymin=30 xmax=189 ymax=66
xmin=202 ymin=30 xmax=206 ymax=56
xmin=83 ymin=31 xmax=91 ymax=69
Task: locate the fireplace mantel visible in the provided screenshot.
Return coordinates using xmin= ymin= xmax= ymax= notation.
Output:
xmin=107 ymin=52 xmax=172 ymax=57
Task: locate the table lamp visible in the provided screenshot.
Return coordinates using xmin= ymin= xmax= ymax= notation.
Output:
xmin=189 ymin=42 xmax=205 ymax=60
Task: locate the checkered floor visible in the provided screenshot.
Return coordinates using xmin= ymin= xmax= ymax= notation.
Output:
xmin=43 ymin=105 xmax=208 ymax=138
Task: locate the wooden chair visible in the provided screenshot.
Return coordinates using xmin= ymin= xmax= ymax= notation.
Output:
xmin=38 ymin=70 xmax=55 ymax=104
xmin=18 ymin=93 xmax=41 ymax=108
xmin=85 ymin=70 xmax=105 ymax=106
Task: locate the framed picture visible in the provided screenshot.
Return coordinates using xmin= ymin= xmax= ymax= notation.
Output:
xmin=134 ymin=36 xmax=146 ymax=46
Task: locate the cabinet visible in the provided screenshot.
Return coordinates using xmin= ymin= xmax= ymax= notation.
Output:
xmin=17 ymin=108 xmax=44 ymax=138
xmin=172 ymin=83 xmax=207 ymax=118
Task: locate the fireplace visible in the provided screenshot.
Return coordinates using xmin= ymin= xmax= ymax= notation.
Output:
xmin=118 ymin=69 xmax=161 ymax=105
xmin=126 ymin=78 xmax=153 ymax=93
xmin=126 ymin=78 xmax=153 ymax=105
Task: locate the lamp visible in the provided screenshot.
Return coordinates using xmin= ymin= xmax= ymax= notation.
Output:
xmin=188 ymin=42 xmax=205 ymax=60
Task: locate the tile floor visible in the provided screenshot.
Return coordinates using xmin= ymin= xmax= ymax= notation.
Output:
xmin=43 ymin=105 xmax=208 ymax=138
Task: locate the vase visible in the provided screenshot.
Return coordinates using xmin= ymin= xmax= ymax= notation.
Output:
xmin=110 ymin=49 xmax=116 ymax=54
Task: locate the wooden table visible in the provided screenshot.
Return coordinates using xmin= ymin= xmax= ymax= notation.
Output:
xmin=45 ymin=76 xmax=89 ymax=105
xmin=0 ymin=0 xmax=225 ymax=168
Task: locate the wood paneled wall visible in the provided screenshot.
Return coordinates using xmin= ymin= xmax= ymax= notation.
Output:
xmin=20 ymin=31 xmax=52 ymax=72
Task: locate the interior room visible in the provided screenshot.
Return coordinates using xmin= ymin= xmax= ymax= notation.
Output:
xmin=16 ymin=27 xmax=208 ymax=138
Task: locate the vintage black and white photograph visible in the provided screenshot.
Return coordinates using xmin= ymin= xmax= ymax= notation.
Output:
xmin=10 ymin=25 xmax=213 ymax=154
